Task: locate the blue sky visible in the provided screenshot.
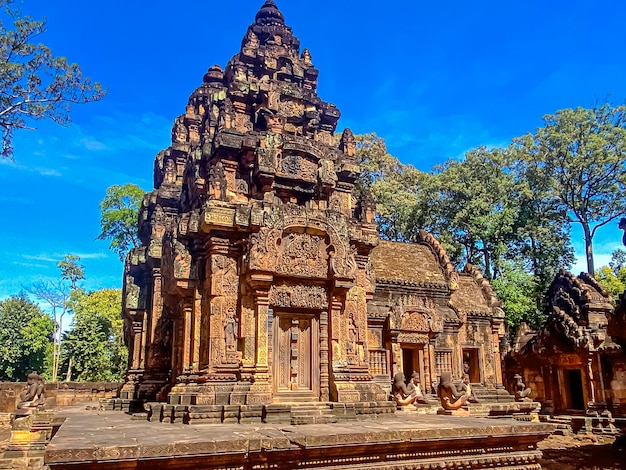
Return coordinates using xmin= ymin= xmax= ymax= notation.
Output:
xmin=1 ymin=0 xmax=625 ymax=300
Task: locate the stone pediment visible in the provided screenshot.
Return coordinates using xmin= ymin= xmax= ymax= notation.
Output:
xmin=370 ymin=240 xmax=449 ymax=289
xmin=248 ymin=224 xmax=356 ymax=280
xmin=389 ymin=295 xmax=445 ymax=337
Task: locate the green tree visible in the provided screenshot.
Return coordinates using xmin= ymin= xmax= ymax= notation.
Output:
xmin=515 ymin=104 xmax=626 ymax=274
xmin=24 ymin=279 xmax=68 ymax=381
xmin=609 ymin=248 xmax=626 ymax=275
xmin=509 ymin=146 xmax=575 ymax=297
xmin=0 ymin=294 xmax=54 ymax=381
xmin=57 ymin=254 xmax=84 ymax=289
xmin=355 ymin=133 xmax=422 ymax=241
xmin=97 ymin=183 xmax=144 ymax=260
xmin=63 ymin=288 xmax=127 ymax=381
xmin=419 ymin=146 xmax=519 ymax=279
xmin=491 ymin=262 xmax=544 ymax=333
xmin=0 ymin=0 xmax=105 ymax=159
xmin=595 ymin=265 xmax=625 ymax=302
xmin=24 ymin=253 xmax=83 ymax=381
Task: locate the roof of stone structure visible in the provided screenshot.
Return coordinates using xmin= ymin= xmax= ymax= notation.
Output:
xmin=450 ymin=274 xmax=492 ymax=314
xmin=370 ymin=240 xmax=447 ymax=288
xmin=448 ymin=265 xmax=503 ymax=317
xmin=255 ymin=0 xmax=285 ymax=25
xmin=136 ymin=0 xmax=366 ymax=248
xmin=515 ymin=270 xmax=617 ymax=355
xmin=545 ymin=270 xmax=612 ymax=327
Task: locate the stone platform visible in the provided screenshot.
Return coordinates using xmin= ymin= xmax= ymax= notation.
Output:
xmin=45 ymin=404 xmax=554 ymax=469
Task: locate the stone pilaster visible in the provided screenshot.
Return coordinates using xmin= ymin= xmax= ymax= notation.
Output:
xmin=246 ymin=287 xmax=272 ymax=404
xmin=319 ymin=307 xmax=329 ymax=402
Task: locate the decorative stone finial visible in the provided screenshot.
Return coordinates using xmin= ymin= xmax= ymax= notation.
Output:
xmin=203 ymin=65 xmax=224 ymax=84
xmin=301 ymin=48 xmax=312 ymax=65
xmin=255 ymin=0 xmax=284 ymax=25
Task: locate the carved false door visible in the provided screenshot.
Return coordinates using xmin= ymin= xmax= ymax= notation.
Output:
xmin=273 ymin=313 xmax=319 ymax=400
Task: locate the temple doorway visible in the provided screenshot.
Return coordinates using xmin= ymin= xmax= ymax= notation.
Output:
xmin=273 ymin=313 xmax=320 ymax=401
xmin=402 ymin=346 xmax=425 ymax=389
xmin=462 ymin=349 xmax=481 ymax=383
xmin=565 ymin=368 xmax=585 ymax=411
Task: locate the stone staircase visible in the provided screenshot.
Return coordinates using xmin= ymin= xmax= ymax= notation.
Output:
xmin=139 ymin=400 xmax=396 ymax=425
xmin=0 ymin=412 xmax=55 ymax=470
xmin=471 ymin=384 xmax=516 ymax=403
xmin=289 ymin=403 xmax=336 ymax=425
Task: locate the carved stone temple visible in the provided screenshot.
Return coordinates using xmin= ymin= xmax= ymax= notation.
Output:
xmin=507 ymin=269 xmax=626 ymax=416
xmin=121 ymin=0 xmax=511 ymax=422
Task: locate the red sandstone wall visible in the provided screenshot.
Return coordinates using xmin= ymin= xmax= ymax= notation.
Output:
xmin=0 ymin=382 xmax=122 ymax=413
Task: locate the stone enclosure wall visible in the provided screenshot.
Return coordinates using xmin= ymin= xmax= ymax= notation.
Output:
xmin=0 ymin=382 xmax=122 ymax=414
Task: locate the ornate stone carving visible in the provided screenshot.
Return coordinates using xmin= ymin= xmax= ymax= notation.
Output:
xmin=224 ymin=310 xmax=238 ymax=351
xmin=276 ymin=232 xmax=328 ymax=278
xmin=208 ymin=162 xmax=227 ymax=200
xmin=16 ymin=372 xmax=45 ymax=415
xmin=356 ymin=187 xmax=376 ymax=223
xmin=172 ymin=117 xmax=188 ymax=144
xmin=174 ymin=240 xmax=195 ymax=280
xmin=124 ymin=275 xmax=144 ymax=310
xmin=268 ymin=284 xmax=328 ymax=309
xmin=330 ymin=243 xmax=357 ymax=279
xmin=437 ymin=371 xmax=470 ymax=411
xmin=513 ymin=373 xmax=532 ymax=402
xmin=401 ymin=312 xmax=430 ymax=332
xmin=318 ymin=159 xmax=337 ymax=186
xmin=390 ymin=295 xmax=443 ymax=335
xmin=211 ymin=254 xmax=239 ymax=299
xmin=392 ymin=371 xmax=427 ymax=407
xmin=397 ymin=332 xmax=429 ymax=344
xmin=276 ymin=153 xmax=317 ymax=182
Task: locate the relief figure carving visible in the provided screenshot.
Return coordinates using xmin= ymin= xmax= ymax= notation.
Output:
xmin=224 ymin=309 xmax=238 ymax=351
xmin=276 ymin=233 xmax=327 ymax=278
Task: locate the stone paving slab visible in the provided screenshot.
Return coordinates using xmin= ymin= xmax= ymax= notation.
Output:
xmin=45 ymin=404 xmax=554 ymax=468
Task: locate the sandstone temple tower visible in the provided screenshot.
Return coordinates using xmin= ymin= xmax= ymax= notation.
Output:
xmin=122 ymin=1 xmax=508 ymax=418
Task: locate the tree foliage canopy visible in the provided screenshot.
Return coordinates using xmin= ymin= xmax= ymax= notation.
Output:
xmin=0 ymin=294 xmax=54 ymax=381
xmin=423 ymin=146 xmax=519 ymax=279
xmin=355 ymin=133 xmax=422 ymax=241
xmin=57 ymin=254 xmax=84 ymax=290
xmin=514 ymin=104 xmax=626 ymax=274
xmin=97 ymin=183 xmax=144 ymax=260
xmin=353 ymin=103 xmax=624 ymax=332
xmin=0 ymin=0 xmax=105 ymax=159
xmin=63 ymin=288 xmax=127 ymax=382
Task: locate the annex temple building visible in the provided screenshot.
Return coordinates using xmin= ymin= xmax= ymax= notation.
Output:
xmin=120 ymin=0 xmax=511 ymax=422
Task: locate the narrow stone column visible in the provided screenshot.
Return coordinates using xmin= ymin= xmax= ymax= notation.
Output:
xmin=492 ymin=321 xmax=504 ymax=387
xmin=139 ymin=314 xmax=148 ymax=370
xmin=182 ymin=300 xmax=193 ymax=372
xmin=132 ymin=319 xmax=143 ymax=370
xmin=255 ymin=290 xmax=270 ymax=372
xmin=329 ymin=295 xmax=344 ymax=373
xmin=192 ymin=290 xmax=202 ymax=371
xmin=319 ymin=307 xmax=329 ymax=401
xmin=149 ymin=269 xmax=162 ymax=348
xmin=587 ymin=355 xmax=596 ymax=404
xmin=428 ymin=339 xmax=437 ymax=393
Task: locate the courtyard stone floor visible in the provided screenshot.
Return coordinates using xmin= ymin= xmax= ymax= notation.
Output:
xmin=43 ymin=404 xmax=554 ymax=468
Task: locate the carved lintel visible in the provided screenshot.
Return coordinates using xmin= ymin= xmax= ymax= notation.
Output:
xmin=268 ymin=283 xmax=328 ymax=309
xmin=201 ymin=203 xmax=235 ymax=231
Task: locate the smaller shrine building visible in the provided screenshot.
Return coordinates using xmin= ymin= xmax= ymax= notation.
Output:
xmin=507 ymin=270 xmax=626 ymax=416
